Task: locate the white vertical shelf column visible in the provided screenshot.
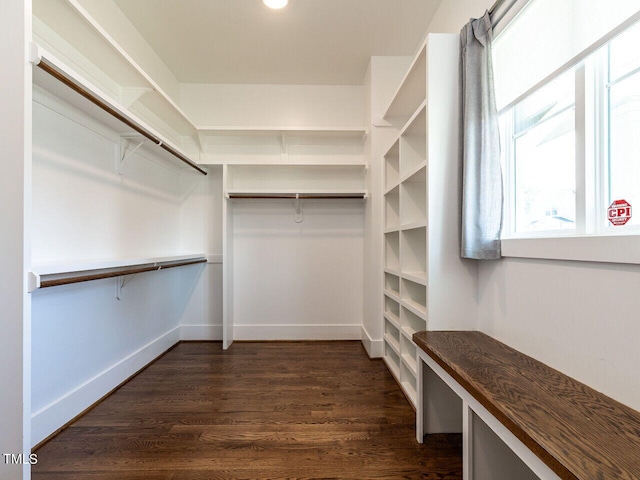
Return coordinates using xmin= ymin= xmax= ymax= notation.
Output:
xmin=222 ymin=164 xmax=234 ymax=350
xmin=1 ymin=0 xmax=32 ymax=475
xmin=381 ymin=34 xmax=478 ymax=408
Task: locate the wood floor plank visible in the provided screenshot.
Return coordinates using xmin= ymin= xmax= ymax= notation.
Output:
xmin=33 ymin=341 xmax=461 ymax=479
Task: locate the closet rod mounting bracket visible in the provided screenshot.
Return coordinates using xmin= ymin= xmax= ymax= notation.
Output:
xmin=294 ymin=193 xmax=303 ymax=223
xmin=118 ymin=135 xmax=146 ymax=174
xmin=28 ymin=272 xmax=41 ymax=293
xmin=115 ymin=272 xmax=140 ymax=300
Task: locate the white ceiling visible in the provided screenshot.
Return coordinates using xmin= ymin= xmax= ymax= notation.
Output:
xmin=112 ymin=0 xmax=443 ymax=85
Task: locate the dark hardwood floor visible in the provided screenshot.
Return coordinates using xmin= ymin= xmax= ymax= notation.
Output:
xmin=32 ymin=341 xmax=462 ymax=479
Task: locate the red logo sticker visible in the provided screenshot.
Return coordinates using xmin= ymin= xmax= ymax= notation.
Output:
xmin=607 ymin=199 xmax=632 ymax=226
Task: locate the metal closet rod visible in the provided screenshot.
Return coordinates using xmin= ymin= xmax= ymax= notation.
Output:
xmin=36 ymin=59 xmax=207 ymax=176
xmin=39 ymin=258 xmax=208 ymax=289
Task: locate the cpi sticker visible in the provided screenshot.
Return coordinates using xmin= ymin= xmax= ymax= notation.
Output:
xmin=607 ymin=199 xmax=632 ymax=226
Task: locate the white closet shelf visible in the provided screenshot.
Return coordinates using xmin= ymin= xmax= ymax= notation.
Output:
xmin=383 ymin=42 xmax=427 ymax=122
xmin=401 ymin=272 xmax=427 ymax=286
xmin=383 ymin=288 xmax=401 ymax=303
xmin=400 ymin=379 xmax=417 ymax=405
xmin=384 ymin=333 xmax=401 ymax=356
xmin=225 ymin=164 xmax=367 ymax=192
xmin=30 ymin=43 xmax=206 ymax=176
xmin=385 ymin=186 xmax=400 ymax=197
xmin=400 ymin=161 xmax=427 ymax=184
xmin=384 ymin=355 xmax=401 ymax=380
xmin=384 ymin=311 xmax=401 ymax=329
xmin=400 ymin=220 xmax=428 ymax=231
xmin=384 ymin=184 xmax=400 ymax=196
xmin=401 ymin=299 xmax=427 ymax=320
xmin=32 ymin=0 xmax=198 ymax=145
xmin=399 ymin=101 xmax=428 ymax=136
xmin=198 ymin=126 xmax=367 ymax=141
xmin=199 ymin=127 xmax=368 ymax=157
xmin=29 ymin=254 xmax=207 ymax=292
xmin=401 ymin=353 xmax=418 ymax=377
xmin=401 ymin=324 xmax=418 ymax=339
xmin=384 ymin=267 xmax=401 ymax=277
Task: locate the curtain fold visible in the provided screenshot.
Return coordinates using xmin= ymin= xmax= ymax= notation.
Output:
xmin=460 ymin=11 xmax=503 ymax=260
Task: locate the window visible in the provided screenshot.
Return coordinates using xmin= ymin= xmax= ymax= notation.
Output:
xmin=503 ymin=71 xmax=576 ymax=234
xmin=493 ymin=0 xmax=640 ymax=263
xmin=607 ymin=25 xmax=640 ymax=229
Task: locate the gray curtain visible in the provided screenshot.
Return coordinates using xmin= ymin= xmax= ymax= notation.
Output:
xmin=460 ymin=11 xmax=503 ymax=260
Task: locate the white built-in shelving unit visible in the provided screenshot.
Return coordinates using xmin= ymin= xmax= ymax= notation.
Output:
xmin=32 ymin=0 xmax=369 ymax=352
xmin=31 ymin=1 xmax=369 ymax=323
xmin=381 ymin=34 xmax=478 ymax=408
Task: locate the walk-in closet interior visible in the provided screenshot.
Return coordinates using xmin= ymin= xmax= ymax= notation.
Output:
xmin=2 ymin=0 xmax=640 ymax=479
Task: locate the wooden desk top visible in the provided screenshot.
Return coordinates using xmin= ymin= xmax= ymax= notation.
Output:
xmin=413 ymin=330 xmax=640 ymax=480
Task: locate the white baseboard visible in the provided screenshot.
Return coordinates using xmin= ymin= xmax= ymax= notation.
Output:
xmin=31 ymin=326 xmax=181 ymax=447
xmin=233 ymin=324 xmax=362 ymax=341
xmin=180 ymin=324 xmax=223 ymax=341
xmin=361 ymin=325 xmax=384 ymax=358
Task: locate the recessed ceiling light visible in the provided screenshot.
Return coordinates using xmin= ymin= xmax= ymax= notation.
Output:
xmin=263 ymin=0 xmax=288 ymax=9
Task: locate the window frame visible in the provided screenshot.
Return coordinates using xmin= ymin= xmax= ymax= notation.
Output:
xmin=496 ymin=9 xmax=640 ymax=265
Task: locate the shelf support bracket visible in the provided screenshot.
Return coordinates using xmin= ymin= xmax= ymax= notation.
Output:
xmin=118 ymin=136 xmax=146 ymax=174
xmin=115 ymin=273 xmax=138 ymax=300
xmin=120 ymin=87 xmax=152 ymax=109
xmin=280 ymin=131 xmax=289 ymax=162
xmin=293 ymin=193 xmax=303 ymax=223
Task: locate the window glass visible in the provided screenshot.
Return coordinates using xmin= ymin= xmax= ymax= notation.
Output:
xmin=493 ymin=0 xmax=640 ymax=110
xmin=607 ymin=22 xmax=640 ymax=228
xmin=511 ymin=72 xmax=576 ymax=233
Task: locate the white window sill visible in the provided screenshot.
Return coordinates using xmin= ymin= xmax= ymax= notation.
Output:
xmin=501 ymin=234 xmax=640 ymax=265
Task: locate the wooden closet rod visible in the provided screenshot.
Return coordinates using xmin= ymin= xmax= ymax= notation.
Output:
xmin=39 ymin=258 xmax=207 ymax=289
xmin=227 ymin=194 xmax=366 ymax=199
xmin=36 ymin=59 xmax=207 ymax=176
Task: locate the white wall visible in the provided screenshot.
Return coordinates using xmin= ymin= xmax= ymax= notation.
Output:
xmin=30 ymin=268 xmax=198 ymax=445
xmin=231 ymin=201 xmax=364 ymax=340
xmin=180 ymin=83 xmax=364 ymax=128
xmin=478 ymin=259 xmax=640 ymax=410
xmin=0 ymin=1 xmax=32 ymax=478
xmin=428 ymin=0 xmax=640 ymax=411
xmin=426 ymin=0 xmax=493 ymax=35
xmin=30 ymin=82 xmax=209 ymax=446
xmin=179 ymin=167 xmax=224 ymax=340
